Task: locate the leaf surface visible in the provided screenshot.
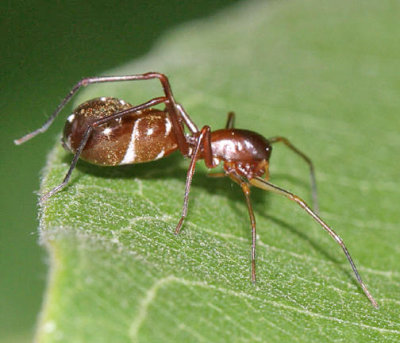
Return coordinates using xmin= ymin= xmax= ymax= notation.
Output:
xmin=37 ymin=1 xmax=400 ymax=342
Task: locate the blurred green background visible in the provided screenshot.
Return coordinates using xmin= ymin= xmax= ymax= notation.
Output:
xmin=0 ymin=1 xmax=240 ymax=341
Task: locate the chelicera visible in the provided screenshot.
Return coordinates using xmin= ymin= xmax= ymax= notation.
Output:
xmin=15 ymin=72 xmax=378 ymax=308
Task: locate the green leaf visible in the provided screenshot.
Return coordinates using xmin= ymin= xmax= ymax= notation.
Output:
xmin=36 ymin=0 xmax=400 ymax=341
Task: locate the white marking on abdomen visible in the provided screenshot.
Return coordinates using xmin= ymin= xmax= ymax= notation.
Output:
xmin=165 ymin=118 xmax=172 ymax=136
xmin=146 ymin=128 xmax=154 ymax=136
xmin=103 ymin=127 xmax=112 ymax=135
xmin=120 ymin=119 xmax=142 ymax=164
xmin=67 ymin=114 xmax=75 ymax=123
xmin=155 ymin=149 xmax=165 ymax=160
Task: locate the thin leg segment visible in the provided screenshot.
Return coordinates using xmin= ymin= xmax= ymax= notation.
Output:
xmin=225 ymin=112 xmax=235 ymax=129
xmin=207 ymin=172 xmax=226 ymax=178
xmin=268 ymin=136 xmax=319 ymax=214
xmin=229 ymin=173 xmax=257 ymax=282
xmin=41 ymin=125 xmax=93 ymax=202
xmin=175 ymin=126 xmax=214 ymax=234
xmin=15 ymin=72 xmax=190 ymax=155
xmin=249 ymin=176 xmax=378 ymax=308
xmin=176 ymin=104 xmax=199 ymax=134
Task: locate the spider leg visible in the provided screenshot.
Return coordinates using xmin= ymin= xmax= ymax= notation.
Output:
xmin=229 ymin=173 xmax=257 ymax=282
xmin=175 ymin=125 xmax=214 ymax=234
xmin=225 ymin=111 xmax=235 ymax=129
xmin=15 ymin=72 xmax=191 ymax=154
xmin=207 ymin=172 xmax=226 ymax=178
xmin=249 ymin=176 xmax=378 ymax=308
xmin=176 ymin=103 xmax=199 ymax=134
xmin=268 ymin=136 xmax=319 ymax=214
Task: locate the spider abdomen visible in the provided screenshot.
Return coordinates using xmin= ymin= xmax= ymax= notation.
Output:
xmin=62 ymin=97 xmax=178 ymax=166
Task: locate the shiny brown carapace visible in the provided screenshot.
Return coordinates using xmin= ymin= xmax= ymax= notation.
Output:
xmin=15 ymin=72 xmax=378 ymax=308
xmin=62 ymin=97 xmax=178 ymax=166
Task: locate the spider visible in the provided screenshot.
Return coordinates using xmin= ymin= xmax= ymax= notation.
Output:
xmin=15 ymin=72 xmax=378 ymax=308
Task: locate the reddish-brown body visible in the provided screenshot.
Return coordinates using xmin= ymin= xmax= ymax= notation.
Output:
xmin=15 ymin=72 xmax=378 ymax=308
xmin=63 ymin=97 xmax=178 ymax=166
xmin=63 ymin=98 xmax=273 ymax=182
xmin=210 ymin=129 xmax=272 ymax=179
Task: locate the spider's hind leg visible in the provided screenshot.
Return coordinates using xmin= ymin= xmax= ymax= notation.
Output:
xmin=225 ymin=112 xmax=235 ymax=129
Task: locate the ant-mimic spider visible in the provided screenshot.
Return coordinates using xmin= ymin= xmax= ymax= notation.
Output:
xmin=15 ymin=72 xmax=378 ymax=308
